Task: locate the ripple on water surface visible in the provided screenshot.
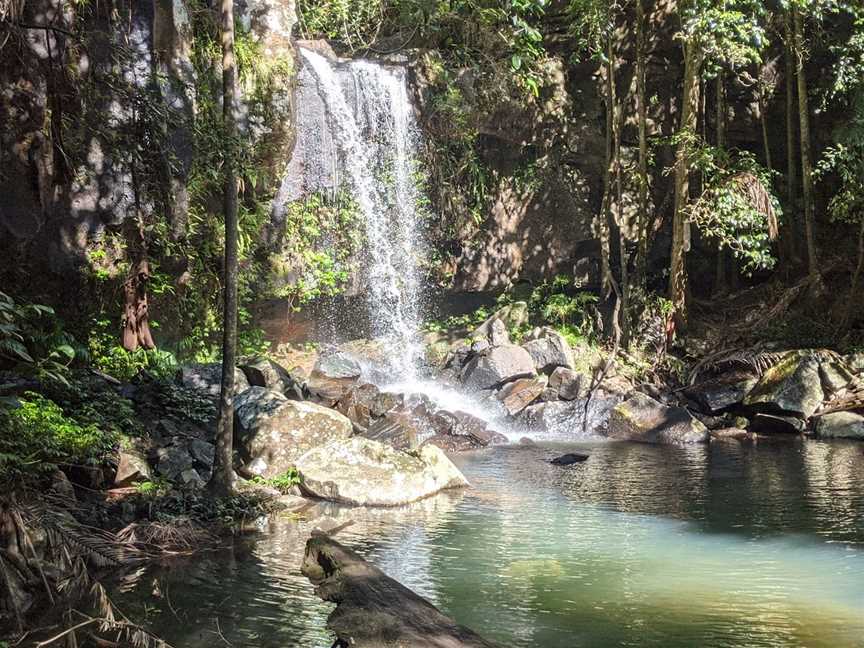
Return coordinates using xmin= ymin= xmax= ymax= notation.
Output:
xmin=110 ymin=440 xmax=864 ymax=648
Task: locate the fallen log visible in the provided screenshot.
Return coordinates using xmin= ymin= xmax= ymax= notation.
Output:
xmin=302 ymin=534 xmax=503 ymax=648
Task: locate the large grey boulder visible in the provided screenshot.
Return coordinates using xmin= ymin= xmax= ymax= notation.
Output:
xmin=180 ymin=363 xmax=249 ymax=398
xmin=521 ymin=329 xmax=575 ymax=373
xmin=296 ymin=438 xmax=470 ymax=506
xmin=240 ymin=357 xmax=303 ymax=398
xmin=461 ymin=345 xmax=535 ymax=390
xmin=307 ymin=353 xmax=362 ymax=405
xmin=548 ymin=366 xmax=588 ymax=401
xmin=498 ymin=376 xmax=547 ymax=415
xmin=471 ymin=302 xmax=529 ymax=340
xmin=686 ymin=371 xmax=758 ymax=413
xmin=743 ymin=352 xmax=824 ymax=419
xmin=609 ymin=392 xmax=709 ymax=445
xmin=815 ymin=412 xmax=864 ymax=440
xmin=235 ymin=389 xmax=353 ymax=479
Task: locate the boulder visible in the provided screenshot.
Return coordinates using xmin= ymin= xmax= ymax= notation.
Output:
xmin=302 ymin=535 xmax=500 ymax=648
xmin=443 ymin=339 xmax=472 ymax=369
xmin=234 ymin=387 xmax=289 ymax=433
xmin=608 ymin=392 xmax=709 ymax=445
xmin=488 ymin=318 xmax=511 ymax=346
xmin=189 ymin=439 xmax=215 ymax=468
xmin=550 ymin=452 xmax=589 ymax=465
xmin=521 ymin=330 xmax=575 ymax=373
xmin=470 ymin=338 xmax=491 ymax=355
xmin=472 ymin=302 xmax=529 ymax=340
xmin=461 ymin=345 xmax=535 ymax=390
xmin=240 ymin=357 xmax=303 ymax=398
xmin=336 ymin=383 xmax=379 ymax=433
xmin=750 ymin=412 xmax=806 ymax=435
xmin=154 ymin=445 xmax=194 ymax=480
xmin=498 ymin=376 xmax=546 ymax=415
xmin=315 ymin=352 xmax=362 ymax=379
xmin=295 ymin=438 xmax=470 ymax=506
xmin=818 ymin=361 xmax=855 ymax=395
xmin=363 ymin=410 xmax=419 ymax=450
xmin=744 ymin=352 xmax=824 ymax=418
xmin=236 ymin=395 xmax=353 ymax=479
xmin=815 ymin=411 xmax=864 ymax=440
xmin=709 ymin=427 xmax=754 ymax=443
xmin=114 ymin=449 xmax=151 ymax=486
xmin=306 ymin=370 xmax=359 ymax=405
xmin=548 ymin=366 xmax=587 ymax=401
xmin=180 ymin=363 xmax=249 ymax=398
xmin=686 ymin=371 xmax=758 ymax=413
xmin=451 ymin=411 xmax=507 ymax=446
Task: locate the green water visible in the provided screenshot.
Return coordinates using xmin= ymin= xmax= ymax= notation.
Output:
xmin=111 ymin=440 xmax=864 ymax=647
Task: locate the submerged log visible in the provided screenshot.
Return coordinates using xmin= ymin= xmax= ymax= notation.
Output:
xmin=302 ymin=534 xmax=503 ymax=648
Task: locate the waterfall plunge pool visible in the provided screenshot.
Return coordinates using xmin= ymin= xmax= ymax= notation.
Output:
xmin=110 ymin=439 xmax=864 ymax=648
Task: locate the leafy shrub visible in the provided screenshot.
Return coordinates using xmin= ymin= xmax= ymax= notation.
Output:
xmin=88 ymin=320 xmax=178 ymax=381
xmin=48 ymin=378 xmax=145 ymax=439
xmin=249 ymin=468 xmax=303 ymax=493
xmin=0 ymin=291 xmax=78 ymax=385
xmin=0 ymin=393 xmax=116 ymax=484
xmin=154 ymin=382 xmax=217 ymax=428
xmin=135 ymin=478 xmax=171 ymax=498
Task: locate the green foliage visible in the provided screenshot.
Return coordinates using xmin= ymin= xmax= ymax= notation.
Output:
xmin=267 ymin=190 xmax=364 ymax=308
xmin=153 ymin=382 xmax=217 ymax=428
xmin=0 ymin=292 xmax=78 ymax=385
xmin=134 ymin=478 xmax=171 ymax=498
xmin=0 ymin=393 xmax=116 ymax=484
xmin=88 ymin=319 xmax=178 ymax=381
xmin=688 ymin=148 xmax=781 ymax=273
xmin=677 ymin=0 xmax=768 ymax=75
xmin=48 ymin=378 xmax=145 ymax=439
xmin=298 ymin=0 xmax=549 ymax=93
xmin=248 ymin=467 xmax=303 ymax=493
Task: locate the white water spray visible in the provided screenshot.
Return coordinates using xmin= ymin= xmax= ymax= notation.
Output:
xmin=295 ymin=48 xmax=425 ymax=378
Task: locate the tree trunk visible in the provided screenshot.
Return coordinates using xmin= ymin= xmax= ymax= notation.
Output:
xmin=634 ymin=0 xmax=649 ymax=288
xmin=609 ymin=35 xmax=629 ymax=343
xmin=210 ymin=0 xmax=239 ymax=496
xmin=757 ymin=66 xmax=773 ymax=173
xmin=713 ymin=73 xmax=727 ymax=297
xmin=784 ymin=10 xmax=798 ymax=261
xmin=669 ymin=41 xmax=701 ymax=326
xmin=843 ymin=218 xmax=864 ymax=328
xmin=598 ymin=38 xmax=615 ymax=301
xmin=792 ymin=5 xmax=821 ymax=294
xmin=121 ymin=204 xmax=156 ymax=352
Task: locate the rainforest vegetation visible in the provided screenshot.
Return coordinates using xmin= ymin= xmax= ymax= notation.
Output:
xmin=1 ymin=0 xmax=863 ymax=646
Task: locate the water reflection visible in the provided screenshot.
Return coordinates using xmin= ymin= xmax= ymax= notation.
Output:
xmin=112 ymin=440 xmax=864 ymax=648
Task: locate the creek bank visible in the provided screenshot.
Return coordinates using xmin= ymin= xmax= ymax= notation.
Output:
xmin=302 ymin=534 xmax=503 ymax=648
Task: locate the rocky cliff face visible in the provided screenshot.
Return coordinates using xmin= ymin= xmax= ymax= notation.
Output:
xmin=0 ymin=0 xmax=296 ymax=272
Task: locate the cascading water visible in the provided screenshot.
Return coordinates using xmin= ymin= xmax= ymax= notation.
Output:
xmin=277 ymin=47 xmax=532 ymax=439
xmin=278 ymin=47 xmax=425 ymax=379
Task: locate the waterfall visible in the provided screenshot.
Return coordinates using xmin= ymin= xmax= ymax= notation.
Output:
xmin=278 ymin=47 xmax=425 ymax=378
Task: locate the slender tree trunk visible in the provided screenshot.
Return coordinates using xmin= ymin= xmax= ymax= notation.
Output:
xmin=607 ymin=36 xmax=629 ymax=343
xmin=210 ymin=0 xmax=239 ymax=496
xmin=598 ymin=36 xmax=616 ymax=301
xmin=792 ymin=5 xmax=821 ymax=293
xmin=670 ymin=41 xmax=701 ymax=326
xmin=843 ymin=218 xmax=864 ymax=328
xmin=784 ymin=10 xmax=798 ymax=261
xmin=713 ymin=73 xmax=727 ymax=297
xmin=635 ymin=0 xmax=649 ymax=288
xmin=757 ymin=68 xmax=773 ymax=174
